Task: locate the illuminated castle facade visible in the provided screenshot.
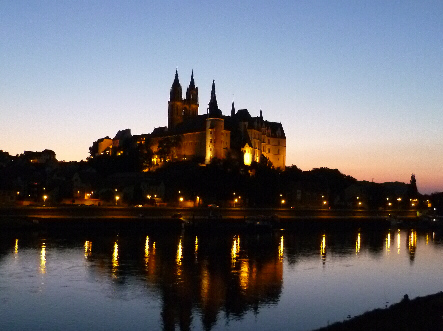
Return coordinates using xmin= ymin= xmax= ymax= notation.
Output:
xmin=96 ymin=70 xmax=286 ymax=169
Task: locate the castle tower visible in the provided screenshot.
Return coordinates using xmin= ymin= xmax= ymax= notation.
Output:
xmin=168 ymin=69 xmax=184 ymax=130
xmin=205 ymin=80 xmax=225 ymax=164
xmin=184 ymin=70 xmax=198 ymax=118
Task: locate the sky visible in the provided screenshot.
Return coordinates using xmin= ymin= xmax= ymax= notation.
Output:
xmin=1 ymin=1 xmax=442 ymax=194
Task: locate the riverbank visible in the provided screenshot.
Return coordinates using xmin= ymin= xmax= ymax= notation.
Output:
xmin=315 ymin=292 xmax=443 ymax=331
xmin=0 ymin=205 xmax=424 ymax=232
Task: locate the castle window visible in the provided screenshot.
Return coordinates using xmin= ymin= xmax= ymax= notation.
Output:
xmin=210 ymin=139 xmax=212 ymax=143
xmin=268 ymin=139 xmax=270 ymax=144
xmin=268 ymin=148 xmax=270 ymax=153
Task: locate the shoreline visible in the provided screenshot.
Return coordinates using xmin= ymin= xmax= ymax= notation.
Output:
xmin=315 ymin=291 xmax=443 ymax=331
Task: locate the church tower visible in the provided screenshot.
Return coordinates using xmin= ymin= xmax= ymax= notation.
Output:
xmin=184 ymin=70 xmax=198 ymax=118
xmin=205 ymin=81 xmax=225 ymax=164
xmin=168 ymin=69 xmax=184 ymax=130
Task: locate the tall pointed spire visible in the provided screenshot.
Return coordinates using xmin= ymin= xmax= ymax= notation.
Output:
xmin=170 ymin=69 xmax=182 ymax=102
xmin=190 ymin=69 xmax=195 ymax=88
xmin=174 ymin=68 xmax=179 ymax=83
xmin=185 ymin=69 xmax=198 ymax=106
xmin=208 ymin=80 xmax=222 ymax=118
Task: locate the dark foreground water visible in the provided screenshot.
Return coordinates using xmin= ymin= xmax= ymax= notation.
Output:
xmin=0 ymin=224 xmax=442 ymax=331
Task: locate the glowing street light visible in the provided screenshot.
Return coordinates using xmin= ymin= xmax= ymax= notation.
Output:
xmin=179 ymin=197 xmax=184 ymax=202
xmin=281 ymin=199 xmax=285 ymax=208
xmin=234 ymin=198 xmax=238 ymax=207
xmin=115 ymin=195 xmax=120 ymax=206
xmin=43 ymin=195 xmax=48 ymax=205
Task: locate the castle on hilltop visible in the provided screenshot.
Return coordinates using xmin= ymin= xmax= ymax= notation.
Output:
xmin=92 ymin=70 xmax=286 ymax=169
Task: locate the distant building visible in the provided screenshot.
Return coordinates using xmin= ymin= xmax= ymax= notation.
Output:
xmin=21 ymin=149 xmax=57 ymax=163
xmin=91 ymin=70 xmax=286 ymax=169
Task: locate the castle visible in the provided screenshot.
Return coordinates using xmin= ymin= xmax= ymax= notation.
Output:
xmin=94 ymin=70 xmax=286 ymax=169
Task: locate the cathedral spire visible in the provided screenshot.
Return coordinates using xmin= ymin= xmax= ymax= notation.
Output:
xmin=185 ymin=69 xmax=198 ymax=106
xmin=174 ymin=68 xmax=179 ymax=83
xmin=170 ymin=69 xmax=182 ymax=102
xmin=208 ymin=80 xmax=222 ymax=118
xmin=190 ymin=69 xmax=195 ymax=88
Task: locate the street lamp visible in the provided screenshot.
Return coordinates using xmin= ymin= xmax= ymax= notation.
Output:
xmin=234 ymin=198 xmax=238 ymax=207
xmin=281 ymin=199 xmax=285 ymax=208
xmin=115 ymin=195 xmax=120 ymax=206
xmin=43 ymin=195 xmax=48 ymax=206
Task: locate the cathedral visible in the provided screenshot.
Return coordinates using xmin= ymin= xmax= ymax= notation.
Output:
xmin=94 ymin=70 xmax=286 ymax=169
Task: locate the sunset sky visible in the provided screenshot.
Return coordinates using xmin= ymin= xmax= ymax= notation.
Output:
xmin=1 ymin=1 xmax=442 ymax=193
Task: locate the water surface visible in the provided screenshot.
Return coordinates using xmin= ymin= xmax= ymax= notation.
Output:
xmin=0 ymin=225 xmax=442 ymax=330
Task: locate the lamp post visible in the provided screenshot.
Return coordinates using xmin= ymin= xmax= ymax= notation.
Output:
xmin=234 ymin=198 xmax=238 ymax=208
xmin=115 ymin=195 xmax=120 ymax=206
xmin=281 ymin=199 xmax=285 ymax=208
xmin=43 ymin=195 xmax=48 ymax=206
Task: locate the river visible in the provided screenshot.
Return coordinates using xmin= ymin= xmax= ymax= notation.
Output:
xmin=0 ymin=223 xmax=442 ymax=330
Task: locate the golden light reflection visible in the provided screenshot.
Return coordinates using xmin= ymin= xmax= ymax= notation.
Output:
xmin=320 ymin=234 xmax=326 ymax=263
xmin=40 ymin=243 xmax=46 ymax=274
xmin=386 ymin=232 xmax=391 ymax=253
xmin=426 ymin=234 xmax=429 ymax=245
xmin=201 ymin=266 xmax=210 ymax=302
xmin=231 ymin=235 xmax=240 ymax=265
xmin=397 ymin=230 xmax=401 ymax=254
xmin=14 ymin=239 xmax=18 ymax=255
xmin=84 ymin=241 xmax=92 ymax=258
xmin=278 ymin=236 xmax=284 ymax=261
xmin=356 ymin=232 xmax=361 ymax=254
xmin=409 ymin=230 xmax=417 ymax=252
xmin=145 ymin=236 xmax=149 ymax=263
xmin=176 ymin=238 xmax=183 ymax=266
xmin=240 ymin=260 xmax=249 ymax=290
xmin=112 ymin=242 xmax=119 ymax=276
xmin=194 ymin=236 xmax=198 ymax=261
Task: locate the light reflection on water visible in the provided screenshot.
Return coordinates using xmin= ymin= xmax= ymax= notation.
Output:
xmin=0 ymin=227 xmax=442 ymax=331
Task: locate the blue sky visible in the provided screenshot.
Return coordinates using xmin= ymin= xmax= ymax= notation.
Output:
xmin=1 ymin=1 xmax=442 ymax=193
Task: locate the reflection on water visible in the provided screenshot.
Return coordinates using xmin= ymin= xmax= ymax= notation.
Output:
xmin=278 ymin=235 xmax=284 ymax=261
xmin=397 ymin=230 xmax=401 ymax=254
xmin=194 ymin=236 xmax=198 ymax=261
xmin=231 ymin=235 xmax=240 ymax=266
xmin=386 ymin=232 xmax=391 ymax=253
xmin=84 ymin=241 xmax=92 ymax=258
xmin=176 ymin=237 xmax=183 ymax=266
xmin=112 ymin=241 xmax=119 ymax=277
xmin=40 ymin=242 xmax=46 ymax=274
xmin=144 ymin=236 xmax=149 ymax=264
xmin=356 ymin=232 xmax=361 ymax=254
xmin=320 ymin=233 xmax=326 ymax=264
xmin=408 ymin=230 xmax=417 ymax=261
xmin=0 ymin=226 xmax=442 ymax=331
